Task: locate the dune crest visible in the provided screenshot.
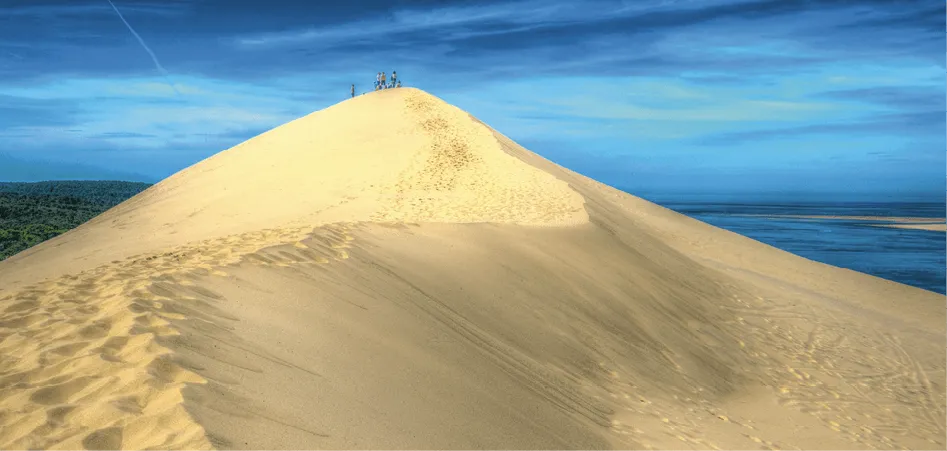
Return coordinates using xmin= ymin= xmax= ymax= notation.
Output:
xmin=370 ymin=90 xmax=586 ymax=225
xmin=0 ymin=89 xmax=587 ymax=293
xmin=123 ymin=87 xmax=586 ymax=234
xmin=0 ymin=88 xmax=944 ymax=450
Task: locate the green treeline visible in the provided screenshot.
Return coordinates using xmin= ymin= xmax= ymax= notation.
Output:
xmin=0 ymin=181 xmax=151 ymax=261
xmin=0 ymin=180 xmax=151 ymax=206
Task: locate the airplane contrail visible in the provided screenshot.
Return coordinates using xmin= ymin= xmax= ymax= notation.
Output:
xmin=106 ymin=0 xmax=181 ymax=96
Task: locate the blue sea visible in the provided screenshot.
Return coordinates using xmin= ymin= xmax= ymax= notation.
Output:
xmin=638 ymin=196 xmax=946 ymax=295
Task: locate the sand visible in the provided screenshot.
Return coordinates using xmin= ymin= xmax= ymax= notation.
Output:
xmin=736 ymin=215 xmax=945 ymax=223
xmin=737 ymin=214 xmax=947 ymax=233
xmin=872 ymin=223 xmax=947 ymax=232
xmin=0 ymin=88 xmax=943 ymax=450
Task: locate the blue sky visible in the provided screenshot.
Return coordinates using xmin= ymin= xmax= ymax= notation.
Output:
xmin=0 ymin=0 xmax=943 ymax=200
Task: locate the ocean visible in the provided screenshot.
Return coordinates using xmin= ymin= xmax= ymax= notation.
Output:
xmin=639 ymin=197 xmax=946 ymax=295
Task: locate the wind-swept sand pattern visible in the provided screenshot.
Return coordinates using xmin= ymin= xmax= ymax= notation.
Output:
xmin=0 ymin=88 xmax=943 ymax=449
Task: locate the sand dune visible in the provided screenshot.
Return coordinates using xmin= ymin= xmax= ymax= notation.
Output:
xmin=0 ymin=88 xmax=943 ymax=450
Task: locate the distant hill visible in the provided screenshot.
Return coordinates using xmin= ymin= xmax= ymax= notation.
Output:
xmin=0 ymin=180 xmax=151 ymax=260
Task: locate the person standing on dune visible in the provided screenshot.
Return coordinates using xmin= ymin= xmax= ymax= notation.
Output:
xmin=351 ymin=84 xmax=355 ymax=98
xmin=391 ymin=71 xmax=397 ymax=87
xmin=381 ymin=72 xmax=387 ymax=89
xmin=375 ymin=72 xmax=381 ymax=91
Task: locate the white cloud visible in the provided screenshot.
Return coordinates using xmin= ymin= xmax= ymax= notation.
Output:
xmin=231 ymin=0 xmax=733 ymax=48
xmin=454 ymin=76 xmax=844 ymax=123
xmin=0 ymin=75 xmax=303 ymax=154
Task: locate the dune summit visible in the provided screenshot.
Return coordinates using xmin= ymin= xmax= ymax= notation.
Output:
xmin=0 ymin=88 xmax=944 ymax=450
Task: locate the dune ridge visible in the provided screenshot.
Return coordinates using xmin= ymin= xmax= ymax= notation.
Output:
xmin=0 ymin=88 xmax=943 ymax=450
xmin=0 ymin=223 xmax=337 ymax=449
xmin=0 ymin=88 xmax=588 ymax=449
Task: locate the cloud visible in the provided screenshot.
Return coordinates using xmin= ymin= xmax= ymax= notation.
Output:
xmin=835 ymin=2 xmax=944 ymax=32
xmin=0 ymin=105 xmax=292 ymax=152
xmin=230 ymin=0 xmax=936 ymax=54
xmin=105 ymin=0 xmax=181 ymax=95
xmin=697 ymin=111 xmax=944 ymax=145
xmin=231 ymin=0 xmax=652 ymax=47
xmin=0 ymin=0 xmax=942 ymax=196
xmin=814 ymin=86 xmax=946 ymax=111
xmin=229 ymin=0 xmax=760 ymax=49
xmin=204 ymin=0 xmax=938 ymax=88
xmin=0 ymin=1 xmax=197 ymax=84
xmin=94 ymin=131 xmax=157 ymax=139
xmin=0 ymin=1 xmax=190 ymax=17
xmin=0 ymin=95 xmax=81 ymax=129
xmin=1 ymin=0 xmax=939 ymax=86
xmin=0 ymin=75 xmax=308 ymax=176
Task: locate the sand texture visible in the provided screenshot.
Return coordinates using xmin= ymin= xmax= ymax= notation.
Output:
xmin=0 ymin=88 xmax=943 ymax=450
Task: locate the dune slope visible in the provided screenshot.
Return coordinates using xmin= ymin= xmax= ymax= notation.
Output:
xmin=0 ymin=88 xmax=943 ymax=450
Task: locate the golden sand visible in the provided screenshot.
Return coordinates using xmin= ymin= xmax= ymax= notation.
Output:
xmin=0 ymin=88 xmax=943 ymax=450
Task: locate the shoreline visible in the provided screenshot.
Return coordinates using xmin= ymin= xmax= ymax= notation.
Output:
xmin=870 ymin=223 xmax=947 ymax=232
xmin=729 ymin=214 xmax=945 ymax=223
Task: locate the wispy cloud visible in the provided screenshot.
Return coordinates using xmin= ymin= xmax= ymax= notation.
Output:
xmin=0 ymin=0 xmax=942 ymax=196
xmin=698 ymin=111 xmax=945 ymax=145
xmin=0 ymin=95 xmax=80 ymax=129
xmin=814 ymin=86 xmax=945 ymax=111
xmin=0 ymin=75 xmax=303 ymax=167
xmin=231 ymin=0 xmax=738 ymax=47
xmin=0 ymin=2 xmax=189 ymax=17
xmin=105 ymin=0 xmax=180 ymax=95
xmin=93 ymin=131 xmax=157 ymax=139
